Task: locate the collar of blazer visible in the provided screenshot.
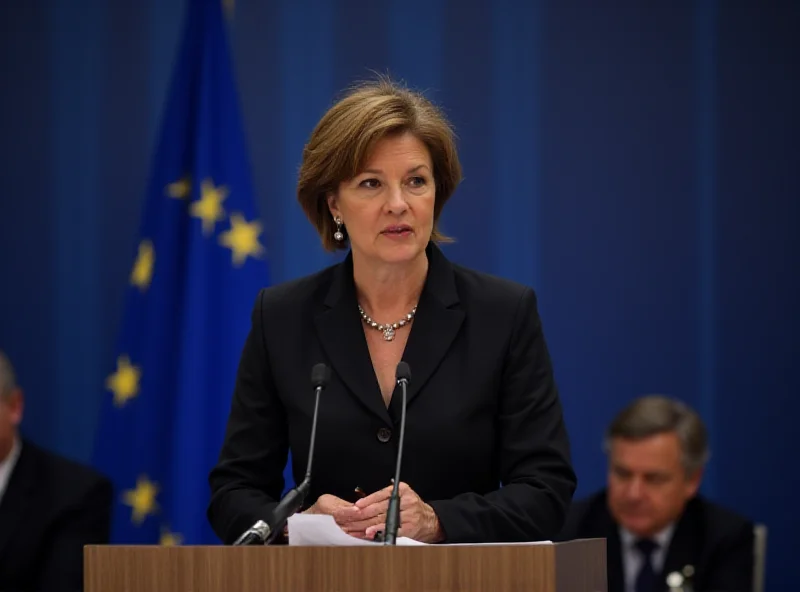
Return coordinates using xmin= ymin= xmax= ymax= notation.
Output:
xmin=0 ymin=438 xmax=35 ymax=563
xmin=314 ymin=242 xmax=465 ymax=426
xmin=658 ymin=498 xmax=702 ymax=586
xmin=596 ymin=489 xmax=703 ymax=592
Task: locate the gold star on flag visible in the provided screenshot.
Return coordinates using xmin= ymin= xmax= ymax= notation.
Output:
xmin=160 ymin=526 xmax=183 ymax=546
xmin=122 ymin=475 xmax=159 ymax=526
xmin=219 ymin=213 xmax=265 ymax=266
xmin=130 ymin=239 xmax=155 ymax=291
xmin=190 ymin=179 xmax=228 ymax=235
xmin=105 ymin=355 xmax=142 ymax=407
xmin=165 ymin=176 xmax=191 ymax=199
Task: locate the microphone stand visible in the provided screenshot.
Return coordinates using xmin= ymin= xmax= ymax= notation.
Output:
xmin=232 ymin=519 xmax=271 ymax=546
xmin=233 ymin=363 xmax=328 ymax=546
xmin=383 ymin=363 xmax=410 ymax=545
xmin=264 ymin=374 xmax=324 ymax=544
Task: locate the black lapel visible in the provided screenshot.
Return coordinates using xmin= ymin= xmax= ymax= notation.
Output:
xmin=315 ymin=252 xmax=392 ymax=426
xmin=315 ymin=244 xmax=465 ymax=426
xmin=659 ymin=499 xmax=701 ymax=590
xmin=0 ymin=440 xmax=35 ymax=562
xmin=388 ymin=243 xmax=464 ymax=420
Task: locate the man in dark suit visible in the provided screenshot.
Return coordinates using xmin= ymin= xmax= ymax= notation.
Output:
xmin=0 ymin=351 xmax=113 ymax=592
xmin=558 ymin=395 xmax=754 ymax=592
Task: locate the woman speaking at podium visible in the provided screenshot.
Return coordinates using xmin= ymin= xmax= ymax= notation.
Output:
xmin=207 ymin=77 xmax=576 ymax=545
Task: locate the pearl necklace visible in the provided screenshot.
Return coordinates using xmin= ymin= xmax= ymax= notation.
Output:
xmin=358 ymin=304 xmax=417 ymax=341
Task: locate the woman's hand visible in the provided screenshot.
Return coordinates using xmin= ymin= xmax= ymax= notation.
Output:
xmin=303 ymin=493 xmax=353 ymax=516
xmin=333 ymin=482 xmax=445 ymax=543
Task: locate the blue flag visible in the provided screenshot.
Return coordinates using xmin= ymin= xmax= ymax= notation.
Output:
xmin=92 ymin=0 xmax=288 ymax=545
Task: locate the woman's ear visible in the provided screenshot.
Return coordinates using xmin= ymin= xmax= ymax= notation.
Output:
xmin=326 ymin=192 xmax=339 ymax=219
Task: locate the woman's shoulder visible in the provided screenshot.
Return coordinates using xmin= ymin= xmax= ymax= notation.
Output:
xmin=254 ymin=262 xmax=339 ymax=314
xmin=449 ymin=261 xmax=537 ymax=309
xmin=444 ymin=260 xmax=544 ymax=344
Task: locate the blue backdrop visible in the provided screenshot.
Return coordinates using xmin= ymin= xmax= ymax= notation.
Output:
xmin=0 ymin=0 xmax=797 ymax=588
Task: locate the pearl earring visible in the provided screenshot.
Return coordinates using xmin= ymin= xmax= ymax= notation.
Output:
xmin=333 ymin=217 xmax=344 ymax=242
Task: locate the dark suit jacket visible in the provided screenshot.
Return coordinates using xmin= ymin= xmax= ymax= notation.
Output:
xmin=208 ymin=243 xmax=576 ymax=544
xmin=0 ymin=439 xmax=112 ymax=592
xmin=557 ymin=489 xmax=754 ymax=592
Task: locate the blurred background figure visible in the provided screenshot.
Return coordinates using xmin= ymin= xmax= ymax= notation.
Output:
xmin=558 ymin=395 xmax=753 ymax=592
xmin=0 ymin=351 xmax=112 ymax=592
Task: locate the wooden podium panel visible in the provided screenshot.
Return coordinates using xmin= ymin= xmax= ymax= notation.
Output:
xmin=85 ymin=539 xmax=606 ymax=592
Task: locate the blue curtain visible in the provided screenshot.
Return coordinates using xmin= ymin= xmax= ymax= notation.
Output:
xmin=0 ymin=0 xmax=797 ymax=587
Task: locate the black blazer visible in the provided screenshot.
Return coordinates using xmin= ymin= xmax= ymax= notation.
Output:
xmin=557 ymin=489 xmax=754 ymax=592
xmin=208 ymin=243 xmax=576 ymax=544
xmin=0 ymin=439 xmax=113 ymax=592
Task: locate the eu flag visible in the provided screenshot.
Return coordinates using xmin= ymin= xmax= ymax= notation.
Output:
xmin=92 ymin=0 xmax=283 ymax=545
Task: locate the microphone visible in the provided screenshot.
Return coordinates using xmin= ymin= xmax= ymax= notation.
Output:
xmin=383 ymin=361 xmax=411 ymax=545
xmin=233 ymin=362 xmax=330 ymax=545
xmin=232 ymin=519 xmax=270 ymax=546
xmin=264 ymin=362 xmax=330 ymax=544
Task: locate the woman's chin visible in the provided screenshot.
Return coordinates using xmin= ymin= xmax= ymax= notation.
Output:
xmin=351 ymin=235 xmax=429 ymax=266
xmin=377 ymin=243 xmax=425 ymax=264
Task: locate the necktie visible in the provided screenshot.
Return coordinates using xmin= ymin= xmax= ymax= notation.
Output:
xmin=635 ymin=538 xmax=659 ymax=592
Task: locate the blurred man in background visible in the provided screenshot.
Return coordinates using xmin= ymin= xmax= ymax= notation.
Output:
xmin=0 ymin=351 xmax=113 ymax=592
xmin=558 ymin=395 xmax=754 ymax=592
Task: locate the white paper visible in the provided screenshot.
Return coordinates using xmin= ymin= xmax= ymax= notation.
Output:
xmin=286 ymin=514 xmax=554 ymax=547
xmin=287 ymin=514 xmax=427 ymax=546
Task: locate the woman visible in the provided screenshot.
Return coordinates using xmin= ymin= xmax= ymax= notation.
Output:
xmin=207 ymin=78 xmax=576 ymax=544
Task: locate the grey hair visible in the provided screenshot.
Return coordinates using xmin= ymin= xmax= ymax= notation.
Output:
xmin=603 ymin=394 xmax=710 ymax=474
xmin=0 ymin=351 xmax=18 ymax=399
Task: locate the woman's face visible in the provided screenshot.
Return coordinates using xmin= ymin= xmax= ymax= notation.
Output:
xmin=327 ymin=132 xmax=435 ymax=268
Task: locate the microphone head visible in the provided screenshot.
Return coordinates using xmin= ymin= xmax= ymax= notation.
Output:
xmin=395 ymin=361 xmax=411 ymax=382
xmin=311 ymin=363 xmax=331 ymax=388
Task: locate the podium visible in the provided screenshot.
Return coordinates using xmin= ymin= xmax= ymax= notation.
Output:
xmin=84 ymin=539 xmax=606 ymax=591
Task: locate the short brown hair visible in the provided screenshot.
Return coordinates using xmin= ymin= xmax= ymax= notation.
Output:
xmin=297 ymin=76 xmax=463 ymax=251
xmin=604 ymin=395 xmax=710 ymax=474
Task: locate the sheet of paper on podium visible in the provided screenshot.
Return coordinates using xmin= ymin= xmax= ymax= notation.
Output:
xmin=286 ymin=514 xmax=554 ymax=547
xmin=287 ymin=514 xmax=427 ymax=546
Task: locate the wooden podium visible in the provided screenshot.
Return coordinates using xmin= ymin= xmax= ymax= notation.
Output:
xmin=84 ymin=539 xmax=606 ymax=591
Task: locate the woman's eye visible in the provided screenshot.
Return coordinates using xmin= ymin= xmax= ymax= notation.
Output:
xmin=359 ymin=178 xmax=380 ymax=189
xmin=408 ymin=176 xmax=427 ymax=187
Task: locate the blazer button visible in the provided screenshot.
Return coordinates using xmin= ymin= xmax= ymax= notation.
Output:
xmin=376 ymin=427 xmax=392 ymax=443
